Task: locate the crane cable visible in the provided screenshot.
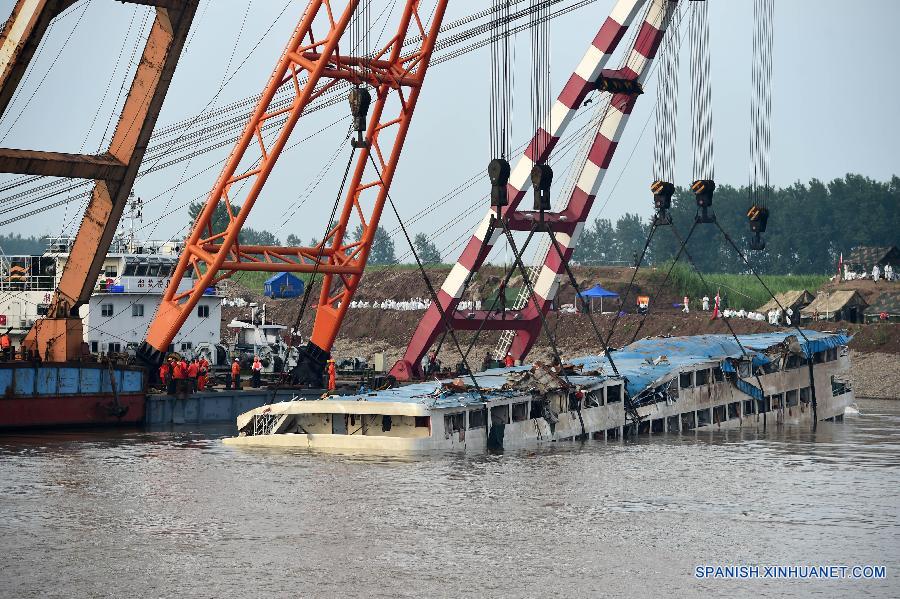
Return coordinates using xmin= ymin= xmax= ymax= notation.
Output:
xmin=747 ymin=0 xmax=774 ymax=249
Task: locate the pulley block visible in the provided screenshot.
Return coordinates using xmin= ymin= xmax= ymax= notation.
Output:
xmin=348 ymin=86 xmax=372 ymax=148
xmin=651 ymin=180 xmax=674 ymax=225
xmin=691 ymin=179 xmax=716 ymax=223
xmin=488 ymin=158 xmax=511 ymax=207
xmin=531 ymin=164 xmax=553 ymax=211
xmin=595 ymin=75 xmax=644 ymax=96
xmin=747 ymin=204 xmax=769 ymax=251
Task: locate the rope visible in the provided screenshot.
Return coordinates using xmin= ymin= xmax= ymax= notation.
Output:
xmin=689 ymin=0 xmax=714 ymax=181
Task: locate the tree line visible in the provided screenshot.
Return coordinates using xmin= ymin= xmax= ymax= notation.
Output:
xmin=4 ymin=174 xmax=892 ymax=276
xmin=572 ymin=174 xmax=899 ymax=275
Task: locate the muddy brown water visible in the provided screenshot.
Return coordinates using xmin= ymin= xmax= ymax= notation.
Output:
xmin=1 ymin=400 xmax=898 ymax=598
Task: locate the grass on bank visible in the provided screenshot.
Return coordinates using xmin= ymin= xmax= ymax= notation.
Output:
xmin=660 ymin=263 xmax=830 ymax=311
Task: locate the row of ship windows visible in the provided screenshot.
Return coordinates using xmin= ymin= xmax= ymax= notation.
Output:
xmin=99 ymin=304 xmax=210 ymax=318
xmin=443 ymin=385 xmax=624 ymax=432
xmin=677 ymin=348 xmax=840 ymax=390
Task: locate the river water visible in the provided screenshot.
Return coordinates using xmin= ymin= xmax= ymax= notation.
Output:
xmin=1 ymin=399 xmax=898 ymax=598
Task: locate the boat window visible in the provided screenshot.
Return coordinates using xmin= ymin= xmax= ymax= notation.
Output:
xmin=786 ymin=389 xmax=799 ymax=407
xmin=785 ymin=354 xmax=802 ymax=370
xmin=831 ymin=376 xmax=850 ymax=396
xmin=696 ymin=409 xmax=711 ymax=427
xmin=799 ymin=387 xmax=812 ymax=404
xmin=651 ymin=419 xmax=664 ymax=433
xmin=135 ymin=263 xmax=149 ymax=276
xmin=814 ymin=351 xmax=825 ymax=364
xmin=381 ymin=415 xmax=392 ymax=432
xmin=529 ymin=399 xmax=545 ymax=419
xmin=332 ymin=414 xmax=348 ymax=435
xmin=490 ymin=405 xmax=510 ymax=425
xmin=123 ymin=263 xmax=137 ymax=276
xmin=758 ymin=397 xmax=770 ymax=413
xmin=695 ymin=369 xmax=709 ymax=386
xmin=606 ymin=384 xmax=622 ymax=403
xmin=738 ymin=362 xmax=751 ymax=378
xmin=147 ymin=263 xmax=161 ymax=277
xmin=584 ymin=391 xmax=601 ymax=408
xmin=713 ymin=366 xmax=724 ymax=382
xmin=728 ymin=402 xmax=740 ymax=420
xmin=468 ymin=409 xmax=486 ymax=429
xmin=770 ymin=393 xmax=783 ymax=409
xmin=444 ymin=412 xmax=465 ymax=432
xmin=101 ymin=304 xmax=113 ymax=317
xmin=713 ymin=405 xmax=726 ymax=423
xmin=743 ymin=399 xmax=754 ymax=416
xmin=414 ymin=416 xmax=430 ymax=428
xmin=681 ymin=411 xmax=696 ymax=431
xmin=512 ymin=401 xmax=528 ymax=422
xmin=679 ymin=371 xmax=693 ymax=389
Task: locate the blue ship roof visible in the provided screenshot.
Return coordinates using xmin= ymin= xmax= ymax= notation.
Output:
xmin=328 ymin=330 xmax=850 ymax=410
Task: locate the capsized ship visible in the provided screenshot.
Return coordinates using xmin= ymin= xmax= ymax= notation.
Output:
xmin=224 ymin=330 xmax=854 ymax=451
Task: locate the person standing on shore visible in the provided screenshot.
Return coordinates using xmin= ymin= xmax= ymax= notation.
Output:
xmin=873 ymin=264 xmax=881 ymax=283
xmin=682 ymin=296 xmax=690 ymax=313
xmin=251 ymin=356 xmax=262 ymax=388
xmin=702 ymin=296 xmax=710 ymax=311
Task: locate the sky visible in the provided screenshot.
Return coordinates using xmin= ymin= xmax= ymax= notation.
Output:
xmin=0 ymin=0 xmax=898 ymax=265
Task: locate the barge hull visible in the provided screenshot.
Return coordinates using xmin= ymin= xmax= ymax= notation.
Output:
xmin=0 ymin=394 xmax=145 ymax=429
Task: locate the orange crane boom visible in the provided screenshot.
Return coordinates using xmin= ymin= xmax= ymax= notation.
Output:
xmin=139 ymin=0 xmax=450 ymax=384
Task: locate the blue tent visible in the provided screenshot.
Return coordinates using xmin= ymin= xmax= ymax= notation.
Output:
xmin=264 ymin=272 xmax=304 ymax=298
xmin=577 ymin=283 xmax=619 ymax=313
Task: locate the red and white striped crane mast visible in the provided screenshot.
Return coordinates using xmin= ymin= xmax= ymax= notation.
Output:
xmin=392 ymin=0 xmax=675 ymax=380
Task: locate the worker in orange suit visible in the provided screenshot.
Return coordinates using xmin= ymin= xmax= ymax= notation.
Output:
xmin=158 ymin=361 xmax=170 ymax=392
xmin=231 ymin=358 xmax=241 ymax=390
xmin=327 ymin=358 xmax=336 ymax=391
xmin=0 ymin=329 xmax=10 ymax=361
xmin=187 ymin=359 xmax=199 ymax=393
xmin=197 ymin=366 xmax=208 ymax=392
xmin=504 ymin=352 xmax=515 ymax=368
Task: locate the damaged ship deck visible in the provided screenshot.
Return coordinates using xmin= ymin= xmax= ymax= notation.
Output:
xmin=223 ymin=331 xmax=855 ymax=451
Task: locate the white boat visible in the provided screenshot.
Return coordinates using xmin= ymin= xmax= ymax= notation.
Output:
xmin=223 ymin=331 xmax=855 ymax=451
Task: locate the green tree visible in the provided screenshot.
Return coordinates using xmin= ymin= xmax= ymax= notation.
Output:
xmin=613 ymin=213 xmax=650 ymax=264
xmin=286 ymin=234 xmax=302 ymax=246
xmin=353 ymin=224 xmax=396 ymax=265
xmin=572 ymin=217 xmax=615 ymax=265
xmin=413 ymin=233 xmax=441 ymax=264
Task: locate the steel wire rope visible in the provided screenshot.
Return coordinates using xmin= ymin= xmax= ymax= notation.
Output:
xmin=0 ymin=0 xmax=593 ymax=216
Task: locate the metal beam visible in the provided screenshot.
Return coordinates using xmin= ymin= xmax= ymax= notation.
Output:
xmin=0 ymin=0 xmax=76 ymax=117
xmin=55 ymin=2 xmax=199 ymax=313
xmin=0 ymin=148 xmax=126 ymax=179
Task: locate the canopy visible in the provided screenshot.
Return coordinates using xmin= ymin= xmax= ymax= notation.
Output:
xmin=264 ymin=272 xmax=304 ymax=298
xmin=579 ymin=284 xmax=619 ymax=298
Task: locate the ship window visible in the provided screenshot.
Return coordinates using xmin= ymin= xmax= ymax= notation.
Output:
xmin=713 ymin=366 xmax=724 ymax=382
xmin=180 ymin=342 xmax=192 ymax=351
xmin=681 ymin=411 xmax=696 ymax=431
xmin=198 ymin=305 xmax=210 ymax=318
xmin=135 ymin=263 xmax=149 ymax=276
xmin=584 ymin=391 xmax=601 ymax=408
xmin=606 ymin=384 xmax=622 ymax=403
xmin=109 ymin=342 xmax=121 ymax=353
xmin=90 ymin=341 xmax=98 ymax=353
xmin=490 ymin=404 xmax=510 ymax=425
xmin=831 ymin=376 xmax=850 ymax=396
xmin=679 ymin=371 xmax=693 ymax=389
xmin=101 ymin=304 xmax=113 ymax=317
xmin=414 ymin=416 xmax=430 ymax=428
xmin=799 ymin=387 xmax=812 ymax=404
xmin=512 ymin=401 xmax=528 ymax=421
xmin=728 ymin=402 xmax=740 ymax=420
xmin=696 ymin=408 xmax=711 ymax=426
xmin=147 ymin=264 xmax=161 ymax=277
xmin=770 ymin=393 xmax=782 ymax=409
xmin=530 ymin=400 xmax=545 ymax=419
xmin=444 ymin=412 xmax=465 ymax=433
xmin=104 ymin=267 xmax=117 ymax=277
xmin=738 ymin=362 xmax=751 ymax=378
xmin=695 ymin=369 xmax=709 ymax=386
xmin=651 ymin=419 xmax=664 ymax=433
xmin=37 ymin=304 xmax=49 ymax=316
xmin=123 ymin=263 xmax=137 ymax=276
xmin=468 ymin=409 xmax=486 ymax=429
xmin=743 ymin=399 xmax=754 ymax=416
xmin=713 ymin=405 xmax=727 ymax=423
xmin=786 ymin=389 xmax=799 ymax=407
xmin=814 ymin=351 xmax=825 ymax=364
xmin=131 ymin=304 xmax=144 ymax=317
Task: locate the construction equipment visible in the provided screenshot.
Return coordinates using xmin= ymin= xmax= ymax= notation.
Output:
xmin=0 ymin=0 xmax=199 ymax=362
xmin=139 ymin=0 xmax=450 ymax=385
xmin=393 ymin=0 xmax=674 ymax=380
